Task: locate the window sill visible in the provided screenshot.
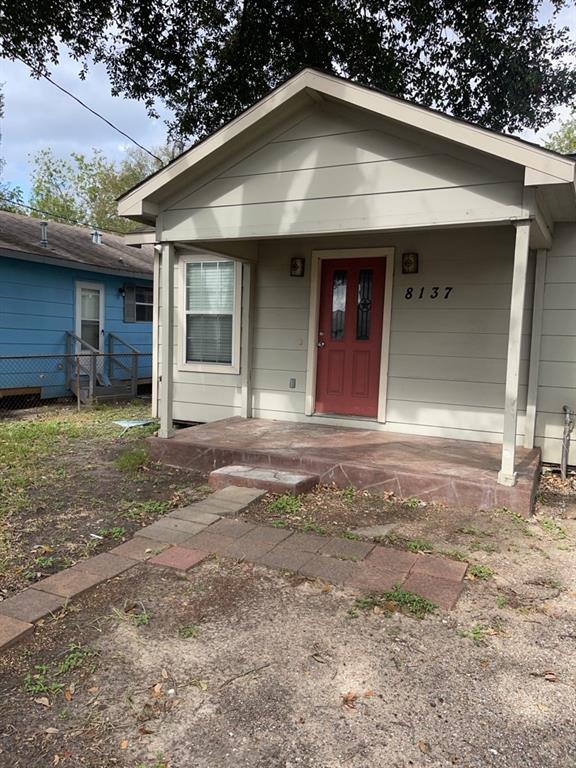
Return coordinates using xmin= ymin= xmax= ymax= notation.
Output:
xmin=178 ymin=362 xmax=240 ymax=375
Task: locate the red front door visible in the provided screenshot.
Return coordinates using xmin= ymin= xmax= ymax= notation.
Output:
xmin=315 ymin=257 xmax=386 ymax=418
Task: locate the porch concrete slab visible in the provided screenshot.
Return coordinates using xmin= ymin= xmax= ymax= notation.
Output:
xmin=34 ymin=568 xmax=105 ymax=599
xmin=211 ymin=486 xmax=267 ymax=504
xmin=318 ymin=537 xmax=375 ymax=561
xmin=298 ymin=555 xmax=356 ymax=585
xmin=0 ymin=589 xmax=66 ymax=624
xmin=148 ymin=417 xmax=540 ymax=515
xmin=110 ymin=537 xmax=170 ymax=561
xmin=0 ymin=615 xmax=33 ymax=652
xmin=148 ymin=546 xmax=209 ymax=572
xmin=166 ymin=506 xmax=221 ymax=525
xmin=76 ymin=552 xmax=136 ymax=579
xmin=209 ymin=465 xmax=319 ymax=495
xmin=411 ymin=553 xmax=469 ymax=583
xmin=402 ymin=572 xmax=465 ymax=611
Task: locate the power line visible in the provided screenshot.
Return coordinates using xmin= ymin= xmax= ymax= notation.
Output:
xmin=0 ymin=196 xmax=128 ymax=235
xmin=1 ymin=46 xmax=163 ymax=163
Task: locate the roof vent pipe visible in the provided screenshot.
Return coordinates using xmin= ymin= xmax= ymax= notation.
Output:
xmin=91 ymin=229 xmax=102 ymax=245
xmin=40 ymin=221 xmax=48 ymax=247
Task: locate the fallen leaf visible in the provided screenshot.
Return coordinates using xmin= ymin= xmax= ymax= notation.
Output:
xmin=34 ymin=697 xmax=50 ymax=707
xmin=138 ymin=725 xmax=155 ymax=735
xmin=341 ymin=691 xmax=358 ymax=709
xmin=46 ymin=727 xmax=59 ymax=735
xmin=310 ymin=653 xmax=328 ymax=664
xmin=53 ymin=756 xmax=60 ymax=766
xmin=87 ymin=686 xmax=99 ymax=694
xmin=120 ymin=739 xmax=129 ymax=750
xmin=152 ymin=683 xmax=163 ymax=698
xmin=418 ymin=741 xmax=431 ymax=754
xmin=363 ymin=689 xmax=376 ymax=698
xmin=64 ymin=688 xmax=74 ymax=702
xmin=161 ymin=668 xmax=169 ymax=679
xmin=321 ymin=584 xmax=332 ymax=593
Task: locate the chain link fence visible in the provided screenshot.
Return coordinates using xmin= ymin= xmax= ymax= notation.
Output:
xmin=0 ymin=352 xmax=153 ymax=417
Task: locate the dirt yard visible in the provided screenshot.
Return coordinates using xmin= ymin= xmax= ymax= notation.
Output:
xmin=0 ymin=447 xmax=575 ymax=767
xmin=0 ymin=402 xmax=207 ymax=597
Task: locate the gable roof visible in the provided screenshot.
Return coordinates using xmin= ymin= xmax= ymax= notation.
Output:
xmin=0 ymin=210 xmax=153 ymax=278
xmin=118 ymin=68 xmax=576 ymax=223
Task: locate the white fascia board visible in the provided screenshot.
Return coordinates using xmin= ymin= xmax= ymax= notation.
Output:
xmin=124 ymin=231 xmax=157 ymax=246
xmin=118 ymin=68 xmax=576 ymax=214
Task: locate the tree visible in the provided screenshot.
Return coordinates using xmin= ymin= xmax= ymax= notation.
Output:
xmin=28 ymin=146 xmax=171 ymax=232
xmin=545 ymin=113 xmax=576 ymax=154
xmin=1 ymin=1 xmax=575 ymax=141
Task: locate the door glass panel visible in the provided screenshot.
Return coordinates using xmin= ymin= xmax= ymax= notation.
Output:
xmin=356 ymin=269 xmax=373 ymax=340
xmin=81 ymin=288 xmax=100 ymax=321
xmin=331 ymin=270 xmax=347 ymax=340
xmin=81 ymin=320 xmax=100 ymax=349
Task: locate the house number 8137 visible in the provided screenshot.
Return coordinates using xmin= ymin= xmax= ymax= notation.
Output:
xmin=405 ymin=287 xmax=453 ymax=300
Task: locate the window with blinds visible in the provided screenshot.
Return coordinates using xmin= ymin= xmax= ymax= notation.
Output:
xmin=185 ymin=260 xmax=236 ymax=365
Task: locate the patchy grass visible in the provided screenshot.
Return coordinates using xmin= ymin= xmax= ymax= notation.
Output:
xmin=406 ymin=538 xmax=434 ymax=553
xmin=116 ymin=446 xmax=149 ymax=472
xmin=539 ymin=517 xmax=568 ymax=539
xmin=98 ymin=526 xmax=127 ymax=541
xmin=468 ymin=564 xmax=495 ymax=580
xmin=267 ymin=494 xmax=302 ymax=516
xmin=178 ymin=624 xmax=201 ymax=639
xmin=352 ymin=586 xmax=437 ymax=620
xmin=121 ymin=500 xmax=170 ymax=522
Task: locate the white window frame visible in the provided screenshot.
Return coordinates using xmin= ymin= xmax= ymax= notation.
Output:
xmin=178 ymin=254 xmax=242 ymax=374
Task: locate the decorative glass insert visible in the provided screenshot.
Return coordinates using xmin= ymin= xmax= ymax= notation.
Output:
xmin=331 ymin=270 xmax=347 ymax=340
xmin=356 ymin=269 xmax=373 ymax=340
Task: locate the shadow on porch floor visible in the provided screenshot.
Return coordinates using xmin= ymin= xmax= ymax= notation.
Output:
xmin=148 ymin=417 xmax=541 ymax=515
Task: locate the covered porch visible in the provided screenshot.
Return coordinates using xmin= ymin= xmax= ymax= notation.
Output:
xmin=149 ymin=417 xmax=541 ymax=516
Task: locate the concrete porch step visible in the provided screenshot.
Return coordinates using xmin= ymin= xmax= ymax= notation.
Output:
xmin=208 ymin=465 xmax=319 ymax=495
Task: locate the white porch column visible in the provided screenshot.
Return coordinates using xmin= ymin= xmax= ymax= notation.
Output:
xmin=240 ymin=262 xmax=254 ymax=419
xmin=158 ymin=242 xmax=175 ymax=438
xmin=524 ymin=248 xmax=548 ymax=448
xmin=498 ymin=220 xmax=531 ymax=486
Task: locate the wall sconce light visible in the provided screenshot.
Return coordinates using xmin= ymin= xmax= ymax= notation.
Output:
xmin=401 ymin=252 xmax=419 ymax=274
xmin=118 ymin=286 xmax=126 ymax=298
xmin=290 ymin=256 xmax=305 ymax=277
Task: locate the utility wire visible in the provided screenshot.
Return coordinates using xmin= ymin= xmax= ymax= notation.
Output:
xmin=0 ymin=196 xmax=128 ymax=235
xmin=1 ymin=46 xmax=163 ymax=163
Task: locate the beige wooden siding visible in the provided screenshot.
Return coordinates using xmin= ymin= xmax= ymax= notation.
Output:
xmin=160 ymin=106 xmax=525 ymax=241
xmin=249 ymin=225 xmax=532 ymax=445
xmin=534 ymin=223 xmax=576 ymax=464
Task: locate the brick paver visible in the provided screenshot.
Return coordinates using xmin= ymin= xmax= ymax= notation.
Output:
xmin=318 ymin=537 xmax=375 ymax=561
xmin=411 ymin=553 xmax=469 ymax=582
xmin=402 ymin=572 xmax=464 ymax=610
xmin=182 ymin=530 xmax=235 ymax=556
xmin=209 ymin=518 xmax=256 ymax=539
xmin=257 ymin=546 xmax=316 ymax=572
xmin=279 ymin=532 xmax=326 ymax=553
xmin=346 ymin=562 xmax=404 ymax=593
xmin=0 ymin=589 xmax=66 ymax=624
xmin=0 ymin=615 xmax=33 ymax=652
xmin=110 ymin=537 xmax=170 ymax=561
xmin=77 ymin=552 xmax=136 ymax=579
xmin=34 ymin=568 xmax=104 ymax=599
xmin=166 ymin=506 xmax=221 ymax=525
xmin=299 ymin=555 xmax=356 ymax=585
xmin=149 ymin=546 xmax=209 ymax=572
xmin=136 ymin=522 xmax=205 ymax=545
xmin=239 ymin=526 xmax=293 ymax=547
xmin=365 ymin=546 xmax=418 ymax=573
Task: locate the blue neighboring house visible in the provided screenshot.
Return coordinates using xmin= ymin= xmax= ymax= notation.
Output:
xmin=0 ymin=210 xmax=154 ymax=403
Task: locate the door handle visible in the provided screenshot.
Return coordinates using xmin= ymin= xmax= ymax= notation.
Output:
xmin=317 ymin=340 xmax=325 ymax=348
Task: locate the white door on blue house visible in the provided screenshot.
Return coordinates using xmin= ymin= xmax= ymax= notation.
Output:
xmin=76 ymin=282 xmax=105 ymax=349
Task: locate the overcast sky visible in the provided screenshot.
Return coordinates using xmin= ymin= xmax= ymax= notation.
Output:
xmin=1 ymin=4 xmax=575 ymax=199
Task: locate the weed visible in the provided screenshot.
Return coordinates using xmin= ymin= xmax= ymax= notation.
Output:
xmin=468 ymin=623 xmax=489 ymax=646
xmin=116 ymin=447 xmax=148 ymax=472
xmin=403 ymin=496 xmax=424 ymax=509
xmin=34 ymin=555 xmax=57 ymax=568
xmin=438 ymin=549 xmax=467 ymax=562
xmin=135 ymin=611 xmax=151 ymax=627
xmin=302 ymin=521 xmax=327 ymax=535
xmin=496 ymin=596 xmax=509 ymax=609
xmin=539 ymin=518 xmax=567 ymax=539
xmin=271 ymin=518 xmax=290 ymax=528
xmin=342 ymin=531 xmax=361 ymax=540
xmin=457 ymin=526 xmax=493 ymax=537
xmin=469 ymin=542 xmax=497 ymax=554
xmin=353 ymin=586 xmax=437 ymax=620
xmin=122 ymin=500 xmax=169 ymax=521
xmin=24 ymin=665 xmax=64 ymax=695
xmin=267 ymin=494 xmax=301 ymax=516
xmin=179 ymin=624 xmax=201 ymax=639
xmin=498 ymin=508 xmax=533 ymax=535
xmin=56 ymin=643 xmax=96 ymax=675
xmin=468 ymin=564 xmax=494 ymax=580
xmin=98 ymin=526 xmax=127 ymax=541
xmin=406 ymin=538 xmax=433 ymax=553
xmin=111 ymin=601 xmax=151 ymax=627
xmin=341 ymin=487 xmax=356 ymax=502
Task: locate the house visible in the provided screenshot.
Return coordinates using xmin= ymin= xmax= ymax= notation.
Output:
xmin=0 ymin=210 xmax=153 ymax=402
xmin=117 ymin=69 xmax=576 ymax=511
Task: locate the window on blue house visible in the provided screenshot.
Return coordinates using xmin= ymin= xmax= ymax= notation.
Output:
xmin=124 ymin=285 xmax=153 ymax=322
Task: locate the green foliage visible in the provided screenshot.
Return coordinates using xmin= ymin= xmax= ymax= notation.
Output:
xmin=406 ymin=538 xmax=433 ymax=553
xmin=116 ymin=447 xmax=148 ymax=472
xmin=23 ymin=644 xmax=96 ymax=694
xmin=56 ymin=643 xmax=96 ymax=675
xmin=438 ymin=548 xmax=467 ymax=562
xmin=302 ymin=521 xmax=327 ymax=535
xmin=341 ymin=487 xmax=356 ymax=502
xmin=98 ymin=526 xmax=127 ymax=541
xmin=2 ymin=3 xmax=575 ymax=141
xmin=178 ymin=624 xmax=201 ymax=638
xmin=28 ymin=146 xmax=174 ymax=232
xmin=267 ymin=494 xmax=302 ymax=516
xmin=122 ymin=500 xmax=169 ymax=521
xmin=24 ymin=665 xmax=64 ymax=695
xmin=545 ymin=113 xmax=576 ymax=154
xmin=353 ymin=586 xmax=437 ymax=620
xmin=270 ymin=518 xmax=290 ymax=528
xmin=468 ymin=564 xmax=494 ymax=580
xmin=539 ymin=518 xmax=567 ymax=539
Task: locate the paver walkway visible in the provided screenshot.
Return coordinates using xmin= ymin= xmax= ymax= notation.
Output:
xmin=0 ymin=486 xmax=467 ymax=652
